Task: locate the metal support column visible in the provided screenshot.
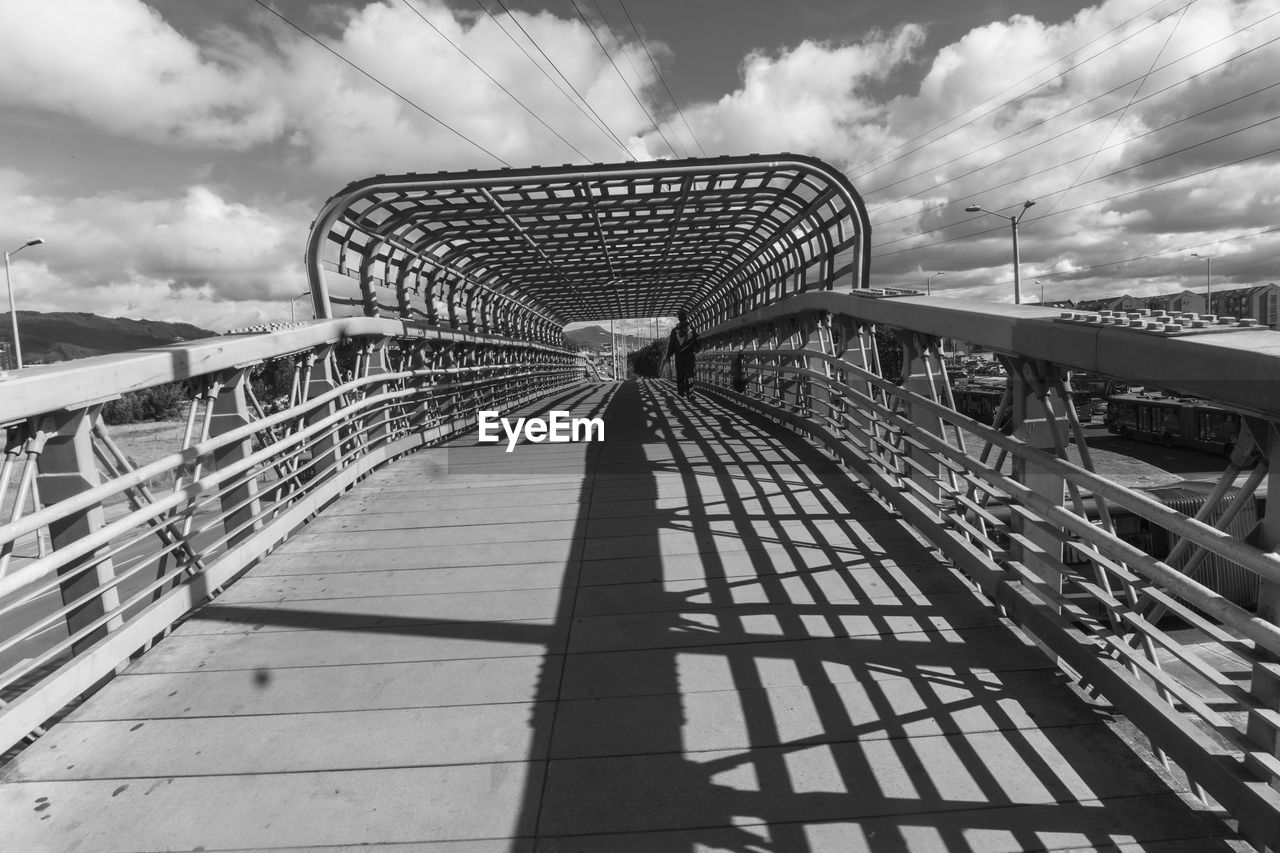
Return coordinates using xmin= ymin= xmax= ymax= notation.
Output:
xmin=209 ymin=369 xmax=263 ymax=547
xmin=35 ymin=408 xmax=122 ymax=655
xmin=896 ymin=330 xmax=945 ymax=504
xmin=1008 ymin=359 xmax=1067 ymax=596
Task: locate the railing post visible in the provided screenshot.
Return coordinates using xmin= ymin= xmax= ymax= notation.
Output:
xmin=304 ymin=345 xmax=341 ymax=482
xmin=35 ymin=407 xmax=122 ymax=654
xmin=1246 ymin=422 xmax=1280 ymax=800
xmin=406 ymin=343 xmax=436 ymax=443
xmin=209 ymin=369 xmax=262 ymax=547
xmin=895 ymin=330 xmax=945 ymax=504
xmin=802 ymin=312 xmax=830 ymax=424
xmin=362 ymin=338 xmax=393 ymax=448
xmin=831 ymin=318 xmax=876 ymax=456
xmin=1008 ymin=358 xmax=1067 ymax=595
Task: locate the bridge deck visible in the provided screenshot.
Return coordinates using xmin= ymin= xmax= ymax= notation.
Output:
xmin=0 ymin=381 xmax=1236 ymax=852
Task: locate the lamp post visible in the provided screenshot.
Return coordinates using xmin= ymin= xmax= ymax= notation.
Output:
xmin=926 ymin=272 xmax=945 ymax=295
xmin=290 ymin=290 xmax=312 ymax=323
xmin=1036 ymin=280 xmax=1045 ymax=304
xmin=1191 ymin=253 xmax=1212 ymax=314
xmin=964 ymin=200 xmax=1035 ymax=304
xmin=4 ymin=238 xmax=44 ymax=370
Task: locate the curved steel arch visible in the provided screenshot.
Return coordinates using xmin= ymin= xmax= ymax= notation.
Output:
xmin=305 ymin=153 xmax=871 ymax=338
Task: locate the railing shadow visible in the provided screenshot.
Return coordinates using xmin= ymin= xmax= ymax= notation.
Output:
xmin=136 ymin=379 xmax=1236 ymax=851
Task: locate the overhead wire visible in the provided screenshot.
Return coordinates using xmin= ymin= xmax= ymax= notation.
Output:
xmin=1018 ymin=223 xmax=1280 ymax=284
xmin=616 ymin=0 xmax=706 ymax=157
xmin=1034 ymin=0 xmax=1194 ymax=218
xmin=870 ymin=74 xmax=1280 ymax=231
xmin=848 ymin=0 xmax=1178 ymax=179
xmin=472 ymin=0 xmax=635 ymax=160
xmin=590 ymin=0 xmax=687 ymax=157
xmin=397 ymin=0 xmax=590 ymax=161
xmin=249 ymin=0 xmax=510 ymax=167
xmin=873 ymin=133 xmax=1280 ymax=258
xmin=587 ymin=0 xmax=690 ymax=158
xmin=567 ymin=0 xmax=683 ymax=158
xmin=866 ymin=10 xmax=1280 ymax=209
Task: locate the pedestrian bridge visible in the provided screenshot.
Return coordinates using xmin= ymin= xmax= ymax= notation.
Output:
xmin=3 ymin=155 xmax=1280 ymax=851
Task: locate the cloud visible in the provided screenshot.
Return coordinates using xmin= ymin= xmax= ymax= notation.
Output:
xmin=2 ymin=179 xmax=308 ymax=330
xmin=0 ymin=0 xmax=283 ymax=149
xmin=7 ymin=262 xmax=294 ymax=332
xmin=259 ymin=1 xmax=674 ymax=175
xmin=4 ymin=0 xmax=1279 ymax=328
xmin=842 ymin=0 xmax=1280 ymax=303
xmin=675 ymin=26 xmax=926 ymax=160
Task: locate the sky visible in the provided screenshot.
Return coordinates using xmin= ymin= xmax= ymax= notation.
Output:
xmin=1 ymin=0 xmax=1277 ymax=333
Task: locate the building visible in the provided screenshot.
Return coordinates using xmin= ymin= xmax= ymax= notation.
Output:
xmin=1068 ymin=284 xmax=1280 ymax=331
xmin=1144 ymin=289 xmax=1205 ymax=315
xmin=1208 ymin=283 xmax=1280 ymax=330
xmin=1073 ymin=293 xmax=1146 ymax=313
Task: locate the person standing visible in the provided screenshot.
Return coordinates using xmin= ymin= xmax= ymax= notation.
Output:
xmin=664 ymin=309 xmax=699 ymax=398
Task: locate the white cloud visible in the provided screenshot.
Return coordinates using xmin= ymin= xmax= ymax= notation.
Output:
xmin=261 ymin=1 xmax=670 ymax=175
xmin=4 ymin=0 xmax=1279 ymax=327
xmin=2 ymin=180 xmax=307 ymax=330
xmin=7 ymin=262 xmax=291 ymax=332
xmin=677 ymin=26 xmax=925 ymax=159
xmin=845 ymin=0 xmax=1280 ymax=302
xmin=0 ymin=0 xmax=283 ymax=149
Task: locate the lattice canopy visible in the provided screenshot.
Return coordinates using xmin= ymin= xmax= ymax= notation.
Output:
xmin=305 ymin=154 xmax=870 ymax=344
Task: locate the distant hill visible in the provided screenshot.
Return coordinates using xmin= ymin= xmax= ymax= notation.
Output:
xmin=2 ymin=311 xmax=217 ymax=365
xmin=564 ymin=324 xmax=654 ymax=351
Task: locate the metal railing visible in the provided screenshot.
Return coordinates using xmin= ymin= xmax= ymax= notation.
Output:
xmin=0 ymin=318 xmax=586 ymax=755
xmin=698 ymin=290 xmax=1280 ymax=851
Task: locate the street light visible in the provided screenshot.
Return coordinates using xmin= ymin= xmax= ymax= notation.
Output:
xmin=290 ymin=290 xmax=311 ymax=323
xmin=964 ymin=200 xmax=1036 ymax=304
xmin=1191 ymin=253 xmax=1212 ymax=313
xmin=1036 ymin=279 xmax=1045 ymax=304
xmin=4 ymin=237 xmax=44 ymax=370
xmin=926 ymin=272 xmax=945 ymax=295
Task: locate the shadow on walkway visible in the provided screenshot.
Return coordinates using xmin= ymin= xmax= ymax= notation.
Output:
xmin=0 ymin=380 xmax=1240 ymax=852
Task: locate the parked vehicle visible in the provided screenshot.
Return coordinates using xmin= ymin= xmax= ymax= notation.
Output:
xmin=1104 ymin=392 xmax=1240 ymax=455
xmin=951 ymin=377 xmax=1096 ymax=426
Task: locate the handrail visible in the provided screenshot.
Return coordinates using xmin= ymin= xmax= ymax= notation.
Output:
xmin=696 ymin=292 xmax=1280 ymax=849
xmin=703 ymin=290 xmax=1280 ymax=417
xmin=0 ymin=322 xmax=589 ymax=755
xmin=0 ymin=318 xmax=568 ymax=426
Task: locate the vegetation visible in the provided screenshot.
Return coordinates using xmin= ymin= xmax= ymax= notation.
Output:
xmin=101 ymin=384 xmax=192 ymax=425
xmin=628 ymin=340 xmax=666 ymax=378
xmin=101 ymin=358 xmax=298 ymax=426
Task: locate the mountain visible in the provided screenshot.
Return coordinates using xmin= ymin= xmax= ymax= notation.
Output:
xmin=1 ymin=311 xmax=218 ymax=365
xmin=564 ymin=324 xmax=660 ymax=351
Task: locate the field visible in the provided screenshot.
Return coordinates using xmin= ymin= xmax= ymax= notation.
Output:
xmin=2 ymin=420 xmax=191 ymax=558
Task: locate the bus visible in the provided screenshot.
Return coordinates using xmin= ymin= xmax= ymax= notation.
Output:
xmin=951 ymin=378 xmax=1096 ymax=426
xmin=1104 ymin=392 xmax=1240 ymax=456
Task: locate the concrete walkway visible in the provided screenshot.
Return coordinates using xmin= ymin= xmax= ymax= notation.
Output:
xmin=0 ymin=380 xmax=1239 ymax=851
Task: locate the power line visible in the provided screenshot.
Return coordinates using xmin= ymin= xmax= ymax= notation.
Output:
xmin=479 ymin=0 xmax=636 ymax=160
xmin=983 ymin=223 xmax=1280 ymax=287
xmin=873 ymin=104 xmax=1280 ymax=251
xmin=398 ymin=0 xmax=589 ymax=161
xmin=849 ymin=0 xmax=1180 ymax=180
xmin=250 ymin=0 xmax=510 ymax=166
xmin=1035 ymin=0 xmax=1193 ymax=219
xmin=871 ymin=74 xmax=1280 ymax=231
xmin=874 ymin=136 xmax=1280 ymax=259
xmin=590 ymin=0 xmax=687 ymax=157
xmin=616 ymin=0 xmax=706 ymax=157
xmin=567 ymin=0 xmax=683 ymax=158
xmin=587 ymin=0 xmax=688 ymax=158
xmin=866 ymin=12 xmax=1280 ymax=208
xmin=472 ymin=0 xmax=634 ymax=160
